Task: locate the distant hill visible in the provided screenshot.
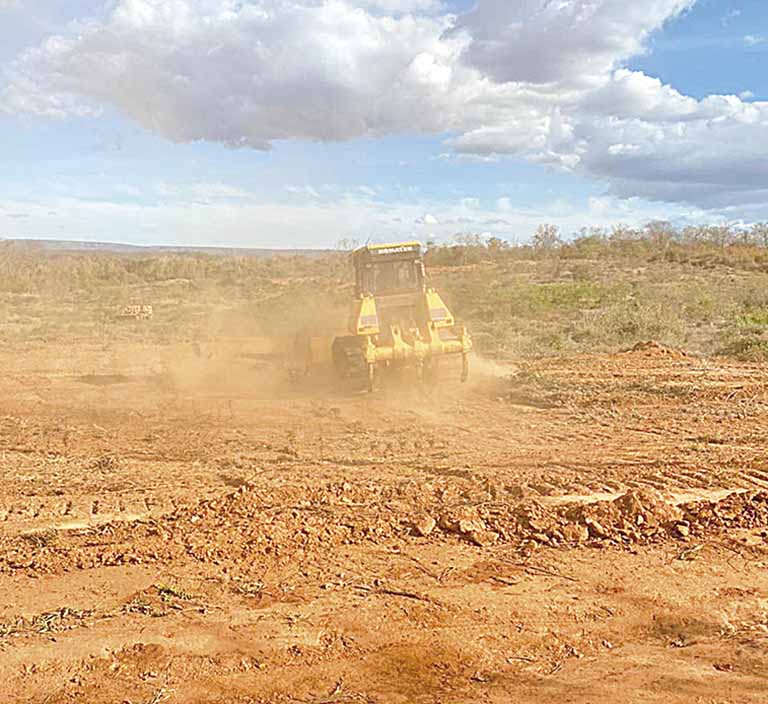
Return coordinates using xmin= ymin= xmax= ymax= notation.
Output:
xmin=0 ymin=238 xmax=331 ymax=257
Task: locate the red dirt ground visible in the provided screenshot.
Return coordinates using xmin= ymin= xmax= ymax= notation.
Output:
xmin=1 ymin=340 xmax=767 ymax=703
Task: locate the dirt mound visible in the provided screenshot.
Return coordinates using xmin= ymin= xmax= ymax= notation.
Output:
xmin=434 ymin=489 xmax=683 ymax=547
xmin=430 ymin=487 xmax=764 ymax=548
xmin=681 ymin=491 xmax=768 ymax=532
xmin=3 ymin=484 xmax=766 ymax=578
xmin=624 ymin=340 xmax=691 ymax=359
xmin=572 ymin=487 xmax=681 ymax=527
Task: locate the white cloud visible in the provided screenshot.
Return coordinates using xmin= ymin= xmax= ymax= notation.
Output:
xmin=574 ymin=80 xmax=768 ymax=206
xmin=582 ymin=69 xmax=699 ymax=121
xmin=357 ymin=0 xmax=444 ymax=12
xmin=453 ymin=0 xmax=695 ymax=86
xmin=3 ymin=0 xmax=768 ymax=214
xmin=744 ymin=35 xmax=766 ymax=47
xmin=415 ymin=213 xmax=438 ymax=224
xmin=2 ymin=1 xmax=472 ymax=143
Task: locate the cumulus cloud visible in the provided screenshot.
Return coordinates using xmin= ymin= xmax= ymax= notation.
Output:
xmin=581 ymin=69 xmax=699 ymax=121
xmin=357 ymin=0 xmax=444 ymax=12
xmin=453 ymin=0 xmax=695 ymax=86
xmin=2 ymin=0 xmax=476 ymax=145
xmin=2 ymin=0 xmax=768 ymax=211
xmin=573 ymin=73 xmax=768 ymax=206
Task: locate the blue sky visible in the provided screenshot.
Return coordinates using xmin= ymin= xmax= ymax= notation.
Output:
xmin=632 ymin=0 xmax=767 ymax=98
xmin=1 ymin=1 xmax=767 ymax=248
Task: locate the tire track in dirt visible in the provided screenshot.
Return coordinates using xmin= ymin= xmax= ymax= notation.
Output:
xmin=3 ymin=347 xmax=768 ymax=562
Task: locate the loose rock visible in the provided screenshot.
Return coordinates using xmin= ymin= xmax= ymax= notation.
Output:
xmin=584 ymin=517 xmax=609 ymax=539
xmin=412 ymin=515 xmax=436 ymax=537
xmin=467 ymin=530 xmax=500 ymax=547
xmin=562 ymin=523 xmax=589 ymax=544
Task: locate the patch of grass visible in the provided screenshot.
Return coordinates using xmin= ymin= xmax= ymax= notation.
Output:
xmin=487 ymin=280 xmax=620 ymax=318
xmin=5 ymin=238 xmax=768 ymax=362
xmin=20 ymin=529 xmax=58 ymax=548
xmin=572 ymin=300 xmax=685 ymax=349
xmin=717 ymin=328 xmax=768 ymax=361
xmin=155 ymin=583 xmax=193 ymax=602
xmin=716 ymin=293 xmax=768 ymax=360
xmin=736 ymin=306 xmax=768 ymax=327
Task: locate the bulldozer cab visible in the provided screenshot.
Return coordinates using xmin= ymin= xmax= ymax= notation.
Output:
xmin=352 ymin=243 xmax=425 ymax=297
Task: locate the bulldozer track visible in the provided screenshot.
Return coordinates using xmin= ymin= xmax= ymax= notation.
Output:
xmin=4 ymin=451 xmax=768 ymax=536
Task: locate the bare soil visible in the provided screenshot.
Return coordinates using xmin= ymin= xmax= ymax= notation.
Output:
xmin=1 ymin=338 xmax=768 ymax=702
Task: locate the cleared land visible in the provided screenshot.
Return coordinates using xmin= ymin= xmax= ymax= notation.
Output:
xmin=1 ymin=240 xmax=768 ymax=703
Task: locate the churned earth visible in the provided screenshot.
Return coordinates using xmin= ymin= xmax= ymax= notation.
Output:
xmin=1 ymin=338 xmax=767 ymax=703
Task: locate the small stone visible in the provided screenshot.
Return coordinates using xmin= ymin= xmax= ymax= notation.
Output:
xmin=467 ymin=530 xmax=499 ymax=547
xmin=562 ymin=523 xmax=589 ymax=543
xmin=636 ymin=514 xmax=645 ymax=526
xmin=457 ymin=518 xmax=486 ymax=534
xmin=584 ymin=517 xmax=609 ymax=539
xmin=675 ymin=523 xmax=690 ymax=538
xmin=550 ymin=529 xmax=565 ymax=542
xmin=412 ymin=515 xmax=436 ymax=537
xmin=439 ymin=509 xmax=484 ymax=535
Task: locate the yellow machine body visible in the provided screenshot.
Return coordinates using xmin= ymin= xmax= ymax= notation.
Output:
xmin=330 ymin=241 xmax=472 ymax=390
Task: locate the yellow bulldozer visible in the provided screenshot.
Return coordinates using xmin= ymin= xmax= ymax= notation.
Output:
xmin=299 ymin=241 xmax=472 ymax=391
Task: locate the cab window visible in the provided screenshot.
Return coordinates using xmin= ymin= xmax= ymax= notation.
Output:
xmin=362 ymin=260 xmax=421 ymax=294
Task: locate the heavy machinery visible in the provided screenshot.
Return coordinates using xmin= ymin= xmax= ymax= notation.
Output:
xmin=327 ymin=242 xmax=472 ymax=391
